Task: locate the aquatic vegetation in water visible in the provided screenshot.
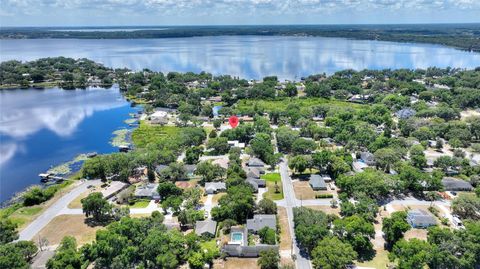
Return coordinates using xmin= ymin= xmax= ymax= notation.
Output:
xmin=111 ymin=128 xmax=131 ymax=147
xmin=47 ymin=154 xmax=89 ymax=175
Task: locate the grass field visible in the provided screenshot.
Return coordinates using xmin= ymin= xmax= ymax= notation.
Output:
xmin=131 ymin=121 xmax=181 ymax=147
xmin=293 ymin=181 xmax=315 ymax=200
xmin=130 ymin=199 xmax=151 ymax=208
xmin=36 ymin=215 xmax=103 ymax=246
xmin=263 ymin=181 xmax=284 ymax=200
xmin=357 ymin=248 xmax=390 ymax=268
xmin=261 ymin=173 xmax=281 ymax=182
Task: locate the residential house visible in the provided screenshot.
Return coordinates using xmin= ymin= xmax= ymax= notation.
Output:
xmin=195 ymin=220 xmax=217 ymax=237
xmin=247 ymin=157 xmax=266 ymax=168
xmin=204 ymin=182 xmax=227 ymax=194
xmin=441 ymin=177 xmax=474 ymax=191
xmin=228 ymin=140 xmax=246 ymax=149
xmin=309 ymin=174 xmax=327 ymax=191
xmin=185 ymin=164 xmax=197 ymax=177
xmin=360 ymin=152 xmax=376 ymax=166
xmin=149 ymin=110 xmax=169 ymax=125
xmin=101 ymin=181 xmax=128 ymax=200
xmin=246 ymin=214 xmax=277 ymax=232
xmin=134 ymin=183 xmax=160 ymax=201
xmin=407 ymin=209 xmax=437 ymax=228
xmin=246 ymin=178 xmax=266 ymax=193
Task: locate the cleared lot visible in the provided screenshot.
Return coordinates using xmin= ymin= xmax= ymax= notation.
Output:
xmin=35 ymin=215 xmax=102 ymax=246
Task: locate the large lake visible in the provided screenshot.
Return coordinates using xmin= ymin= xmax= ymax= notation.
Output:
xmin=1 ymin=36 xmax=479 ymax=80
xmin=0 ymin=86 xmax=137 ymax=202
xmin=1 ymin=35 xmax=479 ymax=202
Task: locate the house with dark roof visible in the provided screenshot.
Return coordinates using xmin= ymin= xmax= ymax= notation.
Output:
xmin=184 ymin=164 xmax=197 ymax=177
xmin=204 ymin=182 xmax=227 ymax=194
xmin=155 ymin=164 xmax=168 ymax=175
xmin=246 ymin=178 xmax=266 ymax=192
xmin=134 ymin=183 xmax=160 ymax=200
xmin=247 ymin=157 xmax=265 ymax=167
xmin=441 ymin=177 xmax=473 ymax=191
xmin=407 ymin=209 xmax=437 ymax=228
xmin=309 ymin=174 xmax=327 ymax=191
xmin=195 ymin=220 xmax=217 ymax=237
xmin=246 ymin=167 xmax=262 ymax=179
xmin=360 ymin=152 xmax=376 ymax=166
xmin=246 ymin=214 xmax=276 ymax=232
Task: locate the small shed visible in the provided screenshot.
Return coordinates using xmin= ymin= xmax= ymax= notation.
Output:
xmin=309 ymin=175 xmax=327 ymax=191
xmin=407 ymin=209 xmax=437 ymax=228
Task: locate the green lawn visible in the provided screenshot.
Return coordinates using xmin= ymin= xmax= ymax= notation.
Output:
xmin=130 ymin=199 xmax=151 ymax=208
xmin=263 ymin=181 xmax=284 ymax=200
xmin=261 ymin=173 xmax=281 ymax=182
xmin=132 ymin=122 xmax=181 ymax=147
xmin=356 ymin=248 xmax=390 ymax=269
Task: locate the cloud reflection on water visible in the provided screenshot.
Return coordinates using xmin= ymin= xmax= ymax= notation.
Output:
xmin=1 ymin=36 xmax=479 ymax=80
xmin=0 ymin=87 xmax=126 ymax=165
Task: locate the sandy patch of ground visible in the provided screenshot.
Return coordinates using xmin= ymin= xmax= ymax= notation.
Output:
xmin=293 ymin=181 xmax=315 ymax=200
xmin=277 ymin=207 xmax=292 ymax=252
xmin=35 ymin=215 xmax=102 ymax=246
xmin=221 ymin=258 xmax=259 ymax=269
xmin=460 ymin=109 xmax=480 ymax=120
xmin=404 ymin=228 xmax=428 ymax=241
xmin=305 ymin=205 xmax=341 ymax=216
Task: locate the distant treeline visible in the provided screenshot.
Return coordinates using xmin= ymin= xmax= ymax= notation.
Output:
xmin=1 ymin=24 xmax=480 ymax=52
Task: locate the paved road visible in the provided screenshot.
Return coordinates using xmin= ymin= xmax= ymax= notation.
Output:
xmin=18 ymin=179 xmax=102 ymax=241
xmin=278 ymin=158 xmax=312 ymax=269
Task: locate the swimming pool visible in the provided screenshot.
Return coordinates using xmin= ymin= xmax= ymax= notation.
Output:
xmin=231 ymin=232 xmax=243 ymax=242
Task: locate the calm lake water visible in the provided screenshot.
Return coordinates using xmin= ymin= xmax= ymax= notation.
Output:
xmin=0 ymin=86 xmax=137 ymax=202
xmin=1 ymin=36 xmax=479 ymax=80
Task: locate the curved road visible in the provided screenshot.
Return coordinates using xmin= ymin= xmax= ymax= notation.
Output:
xmin=18 ymin=179 xmax=102 ymax=241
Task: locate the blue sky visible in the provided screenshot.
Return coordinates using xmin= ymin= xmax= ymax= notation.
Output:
xmin=1 ymin=0 xmax=479 ymax=26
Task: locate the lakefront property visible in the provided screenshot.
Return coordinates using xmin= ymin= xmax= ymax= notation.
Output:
xmin=1 ymin=5 xmax=480 ymax=269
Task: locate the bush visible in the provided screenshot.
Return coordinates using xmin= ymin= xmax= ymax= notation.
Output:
xmin=315 ymin=193 xmax=334 ymax=199
xmin=428 ymin=206 xmax=440 ymax=217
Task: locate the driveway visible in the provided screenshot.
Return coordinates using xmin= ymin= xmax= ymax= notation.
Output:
xmin=18 ymin=179 xmax=102 ymax=241
xmin=203 ymin=194 xmax=213 ymax=218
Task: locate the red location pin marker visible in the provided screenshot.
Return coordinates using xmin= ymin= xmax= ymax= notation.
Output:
xmin=229 ymin=115 xmax=239 ymax=128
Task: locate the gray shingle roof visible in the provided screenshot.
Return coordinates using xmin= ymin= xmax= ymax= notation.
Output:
xmin=195 ymin=220 xmax=217 ymax=236
xmin=222 ymin=244 xmax=279 ymax=257
xmin=441 ymin=177 xmax=473 ymax=191
xmin=407 ymin=209 xmax=437 ymax=228
xmin=248 ymin=157 xmax=265 ymax=167
xmin=246 ymin=214 xmax=276 ymax=232
xmin=204 ymin=182 xmax=226 ymax=194
xmin=134 ymin=183 xmax=159 ymax=198
xmin=309 ymin=175 xmax=327 ymax=190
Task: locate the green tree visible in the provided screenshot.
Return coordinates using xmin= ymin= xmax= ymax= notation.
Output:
xmin=0 ymin=241 xmax=37 ymax=269
xmin=382 ymin=211 xmax=410 ymax=249
xmin=451 ymin=193 xmax=480 ymax=220
xmin=157 ymin=182 xmax=183 ymax=200
xmin=390 ymin=239 xmax=432 ymax=269
xmin=288 ymin=155 xmax=310 ymax=175
xmin=0 ymin=219 xmax=18 ymax=244
xmin=257 ymin=248 xmax=280 ymax=269
xmin=291 ymin=138 xmax=317 ymax=155
xmin=311 ymin=237 xmax=357 ymax=269
xmin=409 ymin=144 xmax=427 ymax=168
xmin=81 ymin=192 xmax=112 ymax=222
xmin=47 ymin=236 xmax=82 ymax=269
xmin=195 ymin=161 xmax=226 ymax=182
xmin=258 ymin=227 xmax=277 ymax=245
xmin=293 ymin=207 xmax=330 ymax=253
xmin=257 ymin=198 xmax=278 ymax=215
xmin=188 ymin=251 xmax=205 ymax=269
xmin=207 ymin=137 xmax=229 ymax=155
xmin=374 ymin=147 xmax=400 ymax=172
xmin=333 ymin=215 xmax=375 ymax=260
